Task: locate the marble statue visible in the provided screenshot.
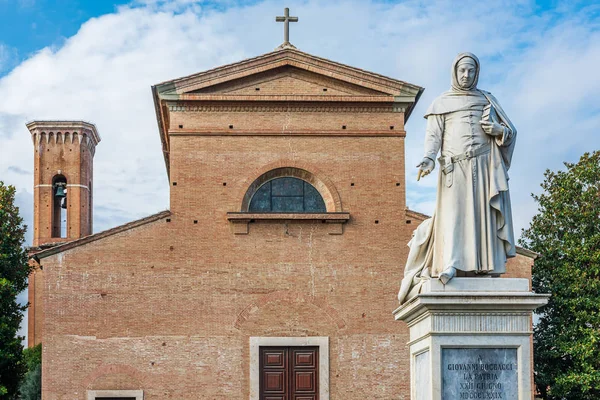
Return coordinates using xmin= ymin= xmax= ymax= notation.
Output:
xmin=398 ymin=53 xmax=517 ymax=304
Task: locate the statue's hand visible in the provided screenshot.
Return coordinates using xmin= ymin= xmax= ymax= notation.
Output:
xmin=416 ymin=157 xmax=435 ymax=181
xmin=480 ymin=120 xmax=504 ymax=137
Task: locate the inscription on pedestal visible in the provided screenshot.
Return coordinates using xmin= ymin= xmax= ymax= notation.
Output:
xmin=442 ymin=348 xmax=517 ymax=400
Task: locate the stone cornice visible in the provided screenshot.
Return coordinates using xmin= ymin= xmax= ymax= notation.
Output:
xmin=167 ymin=103 xmax=404 ymax=113
xmin=227 ymin=212 xmax=350 ymax=235
xmin=26 ymin=120 xmax=101 ymax=147
xmin=163 ymin=94 xmax=400 ymax=102
xmin=394 ymin=292 xmax=550 ymax=325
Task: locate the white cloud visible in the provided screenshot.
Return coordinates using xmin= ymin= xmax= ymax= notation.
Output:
xmin=0 ymin=0 xmax=599 ymax=242
xmin=0 ymin=43 xmax=17 ymax=73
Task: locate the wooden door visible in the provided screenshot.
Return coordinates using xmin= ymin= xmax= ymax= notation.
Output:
xmin=260 ymin=346 xmax=319 ymax=400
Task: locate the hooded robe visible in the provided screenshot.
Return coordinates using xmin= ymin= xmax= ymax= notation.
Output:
xmin=398 ymin=53 xmax=517 ymax=304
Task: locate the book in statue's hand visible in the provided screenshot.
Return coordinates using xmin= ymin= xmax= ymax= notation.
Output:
xmin=482 ymin=103 xmax=499 ymax=123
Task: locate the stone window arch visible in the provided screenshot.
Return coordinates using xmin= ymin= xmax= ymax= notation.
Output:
xmin=241 ymin=167 xmax=341 ymax=213
xmin=229 ymin=167 xmax=348 ymax=235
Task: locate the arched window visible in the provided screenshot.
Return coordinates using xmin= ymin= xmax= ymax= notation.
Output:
xmin=249 ymin=177 xmax=326 ymax=212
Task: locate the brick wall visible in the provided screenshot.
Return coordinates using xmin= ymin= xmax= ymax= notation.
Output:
xmin=40 ymin=127 xmax=418 ymax=398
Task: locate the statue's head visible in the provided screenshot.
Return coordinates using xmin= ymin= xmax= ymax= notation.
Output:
xmin=451 ymin=53 xmax=480 ymax=92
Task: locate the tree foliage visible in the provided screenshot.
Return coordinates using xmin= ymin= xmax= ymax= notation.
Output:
xmin=17 ymin=365 xmax=40 ymax=400
xmin=0 ymin=182 xmax=30 ymax=399
xmin=520 ymin=151 xmax=600 ymax=399
xmin=19 ymin=344 xmax=41 ymax=400
xmin=20 ymin=345 xmax=40 ymax=373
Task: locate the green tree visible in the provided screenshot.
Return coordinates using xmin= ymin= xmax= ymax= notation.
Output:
xmin=19 ymin=344 xmax=41 ymax=400
xmin=520 ymin=151 xmax=600 ymax=399
xmin=0 ymin=182 xmax=30 ymax=399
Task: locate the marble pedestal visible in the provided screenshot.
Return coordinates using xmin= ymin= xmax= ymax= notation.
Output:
xmin=393 ymin=278 xmax=549 ymax=400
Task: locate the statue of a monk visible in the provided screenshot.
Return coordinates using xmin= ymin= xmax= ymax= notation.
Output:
xmin=398 ymin=52 xmax=517 ymax=304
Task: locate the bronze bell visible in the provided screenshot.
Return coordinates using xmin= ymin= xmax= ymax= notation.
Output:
xmin=55 ymin=185 xmax=66 ymax=198
xmin=54 ymin=184 xmax=67 ymax=199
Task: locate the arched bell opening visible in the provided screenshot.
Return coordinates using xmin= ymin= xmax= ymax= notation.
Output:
xmin=51 ymin=175 xmax=68 ymax=238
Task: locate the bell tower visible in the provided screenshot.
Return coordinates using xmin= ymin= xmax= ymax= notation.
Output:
xmin=27 ymin=121 xmax=100 ymax=246
xmin=26 ymin=121 xmax=100 ymax=347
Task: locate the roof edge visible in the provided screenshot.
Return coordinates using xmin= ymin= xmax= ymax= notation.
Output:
xmin=30 ymin=210 xmax=171 ymax=260
xmin=155 ymin=47 xmax=423 ymax=95
xmin=404 ymin=87 xmax=425 ymax=123
xmin=152 ymin=85 xmax=171 ymax=179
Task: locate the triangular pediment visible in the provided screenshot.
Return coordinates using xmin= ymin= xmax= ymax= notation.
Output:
xmin=188 ymin=66 xmax=388 ymax=96
xmin=154 ymin=47 xmax=422 ymax=99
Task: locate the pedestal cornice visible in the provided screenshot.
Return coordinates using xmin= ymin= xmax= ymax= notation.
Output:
xmin=393 ymin=278 xmax=550 ymax=326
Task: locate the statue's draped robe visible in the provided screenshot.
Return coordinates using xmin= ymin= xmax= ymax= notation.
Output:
xmin=398 ymin=74 xmax=517 ymax=304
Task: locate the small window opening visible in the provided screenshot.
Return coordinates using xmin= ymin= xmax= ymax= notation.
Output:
xmin=179 ymin=124 xmax=183 ymax=129
xmin=255 ymin=87 xmax=260 ymax=91
xmin=390 ymin=125 xmax=395 ymax=130
xmin=229 ymin=125 xmax=234 ymax=129
xmin=52 ymin=175 xmax=68 ymax=238
xmin=342 ymin=125 xmax=347 ymax=130
xmin=323 ymin=88 xmax=328 ymax=92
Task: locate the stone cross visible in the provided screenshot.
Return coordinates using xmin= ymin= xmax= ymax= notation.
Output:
xmin=275 ymin=7 xmax=298 ymax=46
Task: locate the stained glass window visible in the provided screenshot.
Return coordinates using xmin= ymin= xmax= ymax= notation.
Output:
xmin=249 ymin=177 xmax=326 ymax=212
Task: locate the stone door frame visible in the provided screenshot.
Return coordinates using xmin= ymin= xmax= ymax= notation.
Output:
xmin=86 ymin=389 xmax=143 ymax=400
xmin=250 ymin=336 xmax=329 ymax=400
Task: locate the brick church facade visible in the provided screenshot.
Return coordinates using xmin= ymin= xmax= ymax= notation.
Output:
xmin=27 ymin=47 xmax=535 ymax=399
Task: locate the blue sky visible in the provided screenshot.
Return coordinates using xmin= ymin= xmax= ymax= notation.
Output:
xmin=1 ymin=0 xmax=599 ymax=340
xmin=0 ymin=1 xmax=123 ymax=72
